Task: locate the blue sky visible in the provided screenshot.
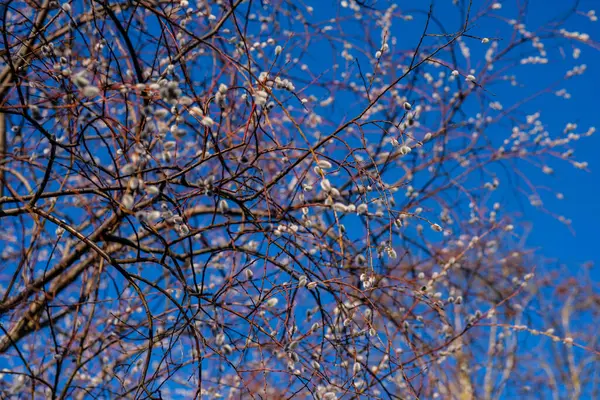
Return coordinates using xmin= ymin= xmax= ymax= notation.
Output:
xmin=307 ymin=0 xmax=600 ymax=270
xmin=282 ymin=0 xmax=600 ymax=397
xmin=488 ymin=0 xmax=600 ymax=271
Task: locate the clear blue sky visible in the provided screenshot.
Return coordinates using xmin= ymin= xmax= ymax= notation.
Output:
xmin=318 ymin=0 xmax=600 ymax=271
xmin=295 ymin=1 xmax=600 ymax=397
xmin=489 ymin=0 xmax=600 ymax=271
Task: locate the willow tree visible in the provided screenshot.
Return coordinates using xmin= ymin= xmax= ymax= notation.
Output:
xmin=0 ymin=0 xmax=598 ymax=399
